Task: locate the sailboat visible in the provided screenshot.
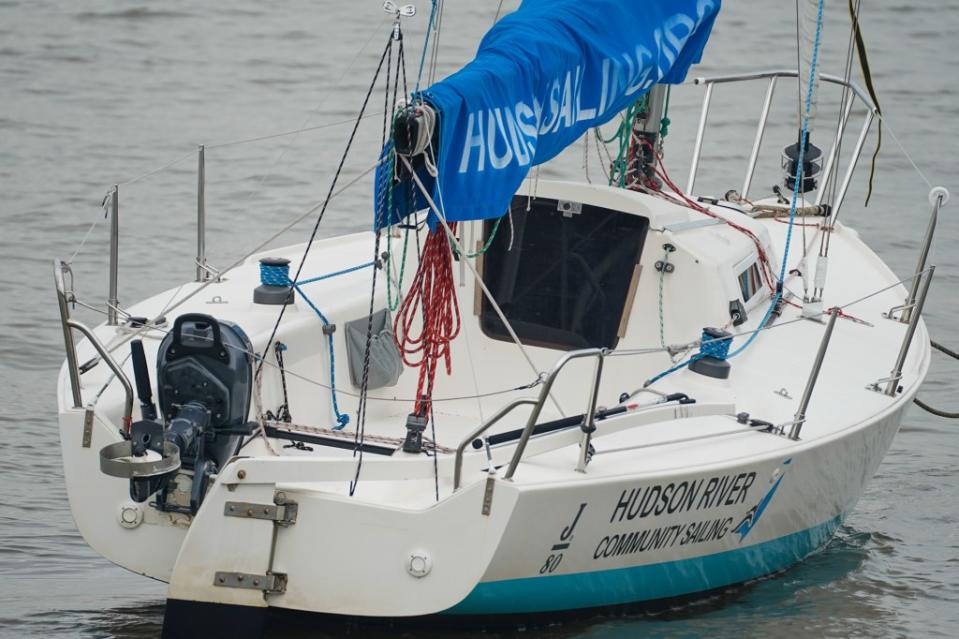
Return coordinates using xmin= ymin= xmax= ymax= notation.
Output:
xmin=52 ymin=0 xmax=948 ymax=637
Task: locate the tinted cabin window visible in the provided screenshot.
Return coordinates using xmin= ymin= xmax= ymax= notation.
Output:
xmin=737 ymin=261 xmax=763 ymax=303
xmin=480 ymin=196 xmax=648 ymax=350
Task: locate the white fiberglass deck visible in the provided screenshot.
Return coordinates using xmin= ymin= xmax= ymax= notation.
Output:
xmin=59 ymin=182 xmax=929 ymax=509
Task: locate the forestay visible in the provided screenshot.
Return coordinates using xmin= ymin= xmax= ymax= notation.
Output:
xmin=375 ymin=0 xmax=721 ymax=227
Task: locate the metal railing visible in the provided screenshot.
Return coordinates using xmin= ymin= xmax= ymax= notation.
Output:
xmin=883 ymin=266 xmax=935 ymax=396
xmin=788 ymin=308 xmax=839 ymax=440
xmin=453 ymin=399 xmax=537 ymax=490
xmin=452 ymin=348 xmax=609 ymax=488
xmin=687 ymin=69 xmax=878 ymax=218
xmin=899 ymin=188 xmax=947 ymax=323
xmin=107 ymin=186 xmax=120 ymax=326
xmin=196 ymin=144 xmax=208 ymax=282
xmin=55 ymin=260 xmax=134 ymax=427
xmin=503 ymin=348 xmax=607 ymax=481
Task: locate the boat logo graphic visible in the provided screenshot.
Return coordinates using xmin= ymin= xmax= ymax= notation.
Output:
xmin=732 ymin=459 xmax=791 ymax=542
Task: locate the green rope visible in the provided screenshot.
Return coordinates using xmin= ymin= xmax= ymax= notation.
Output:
xmin=660 ymin=85 xmax=671 ymax=138
xmin=593 ymin=90 xmax=673 ymax=187
xmin=454 ymin=215 xmax=504 ymax=259
xmin=597 ymin=95 xmax=647 ymax=188
xmin=385 ymin=224 xmax=411 ymax=312
xmin=383 ymin=150 xmax=410 ymax=312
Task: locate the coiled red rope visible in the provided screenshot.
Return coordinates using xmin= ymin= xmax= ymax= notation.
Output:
xmin=394 ymin=224 xmax=461 ymax=418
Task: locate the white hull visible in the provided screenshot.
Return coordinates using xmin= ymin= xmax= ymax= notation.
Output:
xmin=58 ymin=386 xmax=915 ymax=619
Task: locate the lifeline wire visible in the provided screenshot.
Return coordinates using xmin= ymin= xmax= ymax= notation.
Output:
xmin=73 ymin=266 xmax=932 ymax=430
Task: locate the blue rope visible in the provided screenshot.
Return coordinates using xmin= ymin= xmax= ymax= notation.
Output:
xmin=413 ymin=0 xmax=439 ymax=95
xmin=298 ymin=261 xmax=375 ymax=285
xmin=293 ymin=285 xmax=349 ymax=429
xmin=258 ymin=261 xmax=369 ymax=429
xmin=726 ymin=0 xmax=825 ymax=360
xmin=779 ymin=0 xmax=825 ymax=285
xmin=259 ymin=261 xmax=374 ymax=288
xmin=645 ymin=329 xmax=732 ymax=387
xmin=700 ymin=330 xmax=732 ymax=360
xmin=260 ymin=261 xmax=291 ymax=287
xmin=645 ymin=0 xmax=825 ymax=386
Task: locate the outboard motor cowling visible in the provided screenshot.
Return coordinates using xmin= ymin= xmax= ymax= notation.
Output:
xmin=156 ymin=313 xmax=254 ymax=465
xmin=100 ymin=313 xmax=256 ymax=514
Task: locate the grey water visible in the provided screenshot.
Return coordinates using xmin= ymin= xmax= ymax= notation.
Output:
xmin=1 ymin=0 xmax=957 ymax=636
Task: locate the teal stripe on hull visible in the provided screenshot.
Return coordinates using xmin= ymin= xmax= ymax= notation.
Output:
xmin=446 ymin=516 xmax=842 ymax=615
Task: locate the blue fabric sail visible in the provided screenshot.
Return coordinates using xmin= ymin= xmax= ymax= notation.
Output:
xmin=375 ymin=0 xmax=721 ymax=229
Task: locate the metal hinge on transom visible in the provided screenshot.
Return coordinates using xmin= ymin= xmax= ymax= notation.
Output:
xmin=213 ymin=571 xmax=287 ymax=594
xmin=223 ymin=499 xmax=298 ymax=526
xmin=218 ymin=492 xmax=296 ymax=595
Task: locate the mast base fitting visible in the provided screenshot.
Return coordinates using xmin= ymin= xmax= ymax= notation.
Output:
xmin=402 ymin=412 xmax=428 ymax=453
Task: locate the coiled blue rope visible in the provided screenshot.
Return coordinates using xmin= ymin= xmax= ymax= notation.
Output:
xmin=259 ymin=261 xmax=374 ymax=287
xmin=699 ymin=329 xmax=732 ymax=360
xmin=258 ymin=260 xmax=375 ymax=429
xmin=644 ymin=328 xmax=732 ymax=387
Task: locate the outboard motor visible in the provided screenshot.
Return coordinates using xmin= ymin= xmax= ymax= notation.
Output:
xmin=100 ymin=314 xmax=256 ymax=514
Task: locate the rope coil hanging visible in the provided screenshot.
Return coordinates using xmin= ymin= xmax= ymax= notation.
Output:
xmin=394 ymin=222 xmax=462 ymax=418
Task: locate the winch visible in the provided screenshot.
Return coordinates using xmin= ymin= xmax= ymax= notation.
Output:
xmin=100 ymin=313 xmax=256 ymax=514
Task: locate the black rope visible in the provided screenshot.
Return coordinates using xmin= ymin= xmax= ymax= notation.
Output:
xmin=931 ymin=340 xmax=959 ymax=361
xmin=912 ymin=340 xmax=959 ymax=418
xmin=265 ymin=342 xmax=292 ymax=423
xmin=430 ymin=410 xmax=440 ymax=502
xmin=236 ymin=33 xmax=393 ymax=457
xmin=351 ymin=31 xmax=400 ymax=496
xmin=848 ymin=0 xmax=882 ymax=206
xmin=255 ymin=33 xmax=394 ymax=382
xmin=400 ymin=39 xmax=441 ymax=502
xmin=913 ymin=398 xmax=959 ymax=419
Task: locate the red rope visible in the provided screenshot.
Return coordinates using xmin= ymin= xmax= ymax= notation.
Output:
xmin=394 ymin=224 xmax=461 ymax=418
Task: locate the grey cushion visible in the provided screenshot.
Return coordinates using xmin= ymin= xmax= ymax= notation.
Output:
xmin=345 ymin=309 xmax=403 ymax=389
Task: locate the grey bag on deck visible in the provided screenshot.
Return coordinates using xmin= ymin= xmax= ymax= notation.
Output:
xmin=345 ymin=309 xmax=403 ymax=389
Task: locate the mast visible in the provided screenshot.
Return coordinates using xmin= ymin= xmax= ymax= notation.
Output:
xmin=622 ymin=84 xmax=668 ymax=190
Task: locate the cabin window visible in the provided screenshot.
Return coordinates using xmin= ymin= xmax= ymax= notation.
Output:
xmin=737 ymin=261 xmax=763 ymax=303
xmin=479 ymin=196 xmax=648 ymax=351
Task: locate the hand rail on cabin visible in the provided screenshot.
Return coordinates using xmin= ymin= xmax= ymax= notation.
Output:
xmin=503 ymin=348 xmax=607 ymax=482
xmin=453 ymin=398 xmax=538 ymax=490
xmin=686 ymin=69 xmax=879 ymax=216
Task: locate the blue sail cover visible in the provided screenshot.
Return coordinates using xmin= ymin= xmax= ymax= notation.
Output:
xmin=375 ymin=0 xmax=721 ymax=228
